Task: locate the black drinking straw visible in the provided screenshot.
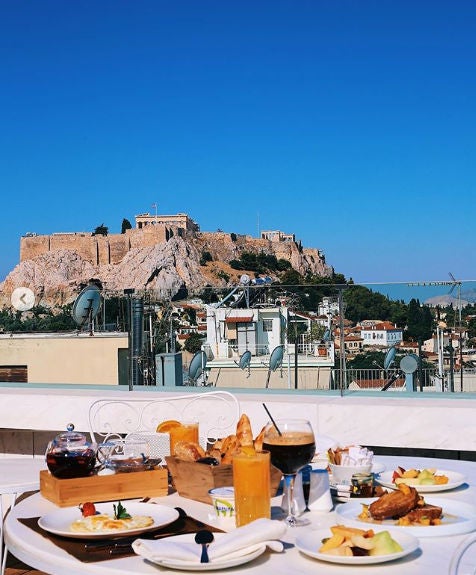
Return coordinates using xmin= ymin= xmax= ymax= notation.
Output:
xmin=262 ymin=403 xmax=282 ymax=436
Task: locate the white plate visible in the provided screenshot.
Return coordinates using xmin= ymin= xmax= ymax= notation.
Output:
xmin=336 ymin=497 xmax=476 ymax=537
xmin=38 ymin=502 xmax=179 ymax=539
xmin=144 ymin=533 xmax=267 ymax=571
xmin=296 ymin=527 xmax=419 ymax=565
xmin=377 ymin=469 xmax=466 ymax=493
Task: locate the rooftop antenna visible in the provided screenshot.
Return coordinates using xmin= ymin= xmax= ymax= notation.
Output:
xmin=448 ymin=272 xmax=462 ymax=326
xmin=234 ymin=350 xmax=252 ymax=378
xmin=265 ymin=345 xmax=284 ymax=389
xmin=72 ymin=284 xmax=102 ymax=336
xmin=448 ymin=272 xmax=463 ymax=391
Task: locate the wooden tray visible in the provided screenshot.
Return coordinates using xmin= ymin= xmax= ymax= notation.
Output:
xmin=166 ymin=457 xmax=282 ymax=504
xmin=40 ymin=468 xmax=168 ymax=507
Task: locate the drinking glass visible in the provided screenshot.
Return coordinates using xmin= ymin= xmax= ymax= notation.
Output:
xmin=169 ymin=421 xmax=199 ymax=455
xmin=109 ymin=439 xmax=151 ymax=472
xmin=263 ymin=418 xmax=316 ymax=527
xmin=96 ymin=441 xmax=116 ymax=475
xmin=232 ymin=450 xmax=271 ymax=527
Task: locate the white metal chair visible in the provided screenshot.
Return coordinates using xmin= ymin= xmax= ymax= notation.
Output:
xmin=0 ymin=458 xmax=46 ymax=575
xmin=448 ymin=533 xmax=476 ymax=575
xmin=87 ymin=391 xmax=241 ymax=460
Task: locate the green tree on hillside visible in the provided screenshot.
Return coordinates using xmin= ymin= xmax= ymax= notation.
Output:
xmin=93 ymin=224 xmax=108 ymax=236
xmin=405 ymin=299 xmax=434 ymax=342
xmin=184 ymin=332 xmax=204 ymax=354
xmin=121 ymin=218 xmax=132 ymax=233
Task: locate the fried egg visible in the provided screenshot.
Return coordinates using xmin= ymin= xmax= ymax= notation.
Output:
xmin=70 ymin=513 xmax=154 ymax=533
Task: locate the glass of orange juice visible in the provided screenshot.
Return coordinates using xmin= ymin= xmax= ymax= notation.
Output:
xmin=232 ymin=450 xmax=271 ymax=527
xmin=168 ymin=421 xmax=199 ymax=455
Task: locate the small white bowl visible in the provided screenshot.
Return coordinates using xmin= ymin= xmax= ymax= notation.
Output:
xmin=208 ymin=487 xmax=235 ymax=518
xmin=329 ymin=463 xmax=372 ymax=485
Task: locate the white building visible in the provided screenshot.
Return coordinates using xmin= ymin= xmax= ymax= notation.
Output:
xmin=360 ymin=321 xmax=403 ymax=348
xmin=202 ymin=301 xmax=335 ymax=389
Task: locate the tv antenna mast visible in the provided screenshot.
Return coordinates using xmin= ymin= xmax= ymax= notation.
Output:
xmin=448 ymin=272 xmax=462 ymax=327
xmin=448 ymin=272 xmax=463 ymax=391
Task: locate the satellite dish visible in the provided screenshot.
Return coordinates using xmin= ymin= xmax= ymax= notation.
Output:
xmin=399 ymin=354 xmax=419 ymax=392
xmin=238 ymin=350 xmax=252 ymax=370
xmin=265 ymin=345 xmax=284 ymax=389
xmin=188 ymin=350 xmax=207 ymax=385
xmin=400 ymin=354 xmax=419 ymax=374
xmin=240 ymin=274 xmax=250 ymax=285
xmin=72 ymin=285 xmax=101 ymax=334
xmin=269 ymin=345 xmax=284 ymax=371
xmin=384 ymin=346 xmax=397 ymax=370
xmin=234 ymin=350 xmax=252 ymax=378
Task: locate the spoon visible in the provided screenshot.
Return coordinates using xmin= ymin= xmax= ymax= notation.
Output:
xmin=195 ymin=530 xmax=214 ymax=563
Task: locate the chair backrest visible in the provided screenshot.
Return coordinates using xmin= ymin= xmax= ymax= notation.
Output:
xmin=448 ymin=533 xmax=476 ymax=575
xmin=87 ymin=391 xmax=241 ymax=459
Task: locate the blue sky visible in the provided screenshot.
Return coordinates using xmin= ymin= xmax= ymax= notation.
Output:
xmin=1 ymin=0 xmax=475 ymax=293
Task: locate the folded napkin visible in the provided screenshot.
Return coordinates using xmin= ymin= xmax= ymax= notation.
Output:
xmin=132 ymin=518 xmax=286 ymax=563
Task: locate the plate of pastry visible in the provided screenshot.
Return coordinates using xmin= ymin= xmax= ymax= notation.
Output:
xmin=336 ymin=492 xmax=476 ymax=537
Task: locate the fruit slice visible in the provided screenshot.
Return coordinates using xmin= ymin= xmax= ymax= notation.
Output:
xmin=368 ymin=531 xmax=403 ymax=556
xmin=240 ymin=445 xmax=257 ymax=456
xmin=319 ymin=533 xmax=345 ymax=552
xmin=156 ymin=420 xmax=182 ymax=432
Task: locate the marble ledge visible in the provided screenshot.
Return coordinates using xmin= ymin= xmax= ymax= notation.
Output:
xmin=0 ymin=386 xmax=475 ymax=453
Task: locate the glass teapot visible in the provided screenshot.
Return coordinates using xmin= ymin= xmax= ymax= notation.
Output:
xmin=45 ymin=423 xmax=97 ymax=479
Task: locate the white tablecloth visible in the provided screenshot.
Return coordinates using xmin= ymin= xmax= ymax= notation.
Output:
xmin=4 ymin=455 xmax=476 ymax=575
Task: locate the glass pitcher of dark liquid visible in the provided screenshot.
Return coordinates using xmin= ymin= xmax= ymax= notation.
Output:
xmin=45 ymin=423 xmax=97 ymax=479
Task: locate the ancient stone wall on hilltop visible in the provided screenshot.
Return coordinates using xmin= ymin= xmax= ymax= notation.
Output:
xmin=20 ymin=225 xmax=170 ymax=267
xmin=2 ymin=225 xmax=332 ymax=308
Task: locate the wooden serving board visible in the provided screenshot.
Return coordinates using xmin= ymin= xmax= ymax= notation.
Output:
xmin=40 ymin=468 xmax=168 ymax=507
xmin=166 ymin=457 xmax=282 ymax=504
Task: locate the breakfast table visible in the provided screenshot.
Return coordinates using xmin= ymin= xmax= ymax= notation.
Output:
xmin=4 ymin=455 xmax=476 ymax=575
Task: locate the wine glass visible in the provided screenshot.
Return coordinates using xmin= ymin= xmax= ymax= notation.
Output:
xmin=263 ymin=418 xmax=316 ymax=527
xmin=96 ymin=441 xmax=116 ymax=475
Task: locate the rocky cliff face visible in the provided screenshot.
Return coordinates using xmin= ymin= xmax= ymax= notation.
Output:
xmin=0 ymin=231 xmax=332 ymax=308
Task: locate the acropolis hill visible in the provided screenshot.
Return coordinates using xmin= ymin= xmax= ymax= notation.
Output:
xmin=1 ymin=212 xmax=332 ymax=306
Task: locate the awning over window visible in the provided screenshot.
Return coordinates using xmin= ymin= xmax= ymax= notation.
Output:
xmin=225 ymin=315 xmax=254 ymax=324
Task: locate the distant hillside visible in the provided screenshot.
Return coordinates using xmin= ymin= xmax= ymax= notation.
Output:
xmin=0 ymin=228 xmax=332 ymax=307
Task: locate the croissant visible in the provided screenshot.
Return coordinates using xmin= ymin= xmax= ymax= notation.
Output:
xmin=173 ymin=441 xmax=205 ymax=462
xmin=221 ymin=435 xmax=240 ymax=464
xmin=236 ymin=414 xmax=254 ymax=447
xmin=220 ymin=434 xmax=238 ymax=455
xmin=253 ymin=425 xmax=266 ymax=452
